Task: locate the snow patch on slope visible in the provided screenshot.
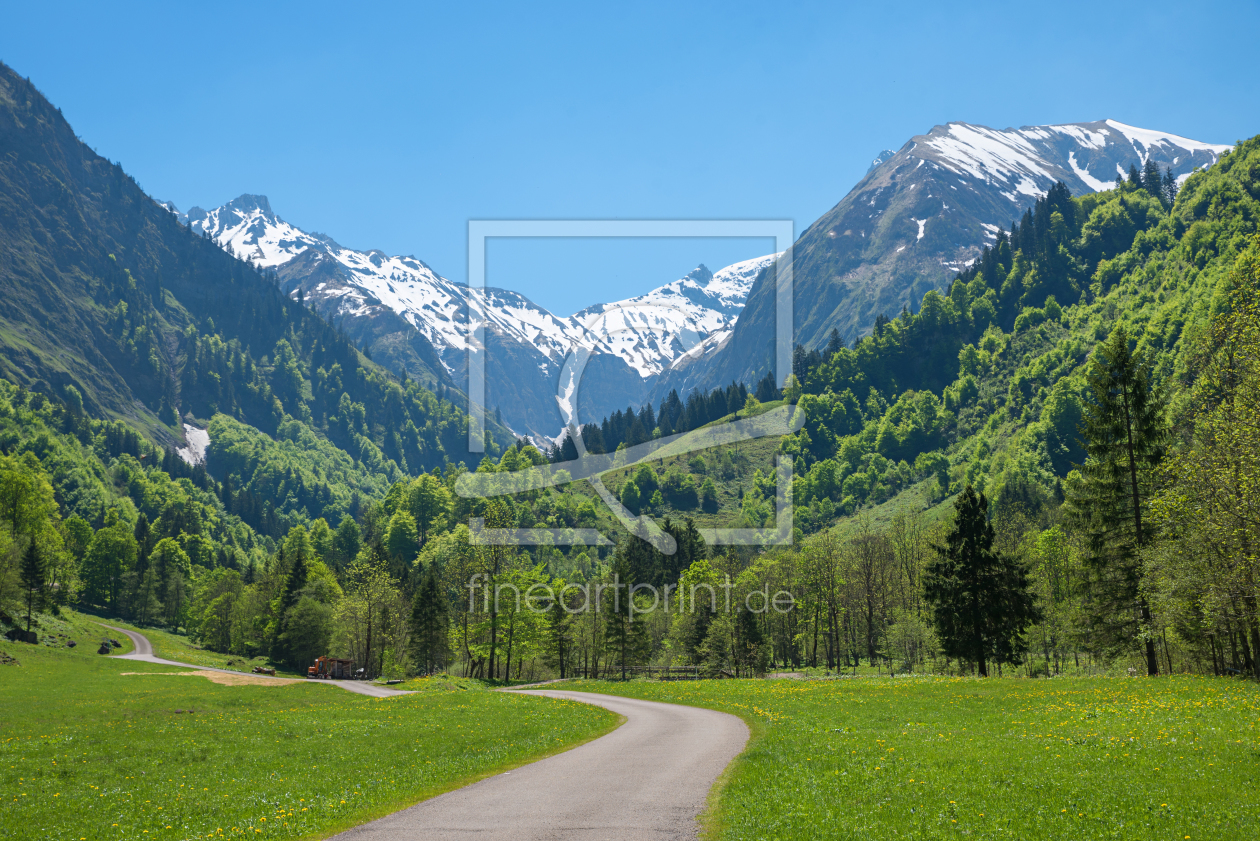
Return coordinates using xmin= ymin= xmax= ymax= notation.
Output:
xmin=1103 ymin=120 xmax=1232 ymax=161
xmin=920 ymin=123 xmax=1055 ymax=184
xmin=1068 ymin=151 xmax=1112 ymax=191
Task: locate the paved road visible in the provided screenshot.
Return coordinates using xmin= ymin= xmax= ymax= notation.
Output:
xmin=99 ymin=624 xmax=410 ymax=698
xmin=332 ymin=689 xmax=749 ymax=840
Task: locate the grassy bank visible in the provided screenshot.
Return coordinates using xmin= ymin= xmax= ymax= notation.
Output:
xmin=563 ymin=676 xmax=1260 ymax=840
xmin=0 ymin=614 xmax=619 ymax=841
xmin=98 ymin=618 xmax=302 ymax=677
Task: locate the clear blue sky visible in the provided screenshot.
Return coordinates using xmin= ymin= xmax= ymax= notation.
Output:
xmin=4 ymin=0 xmax=1257 ymax=315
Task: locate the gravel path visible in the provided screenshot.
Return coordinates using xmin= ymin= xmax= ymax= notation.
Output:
xmin=99 ymin=624 xmax=411 ymax=698
xmin=331 ymin=689 xmax=749 ymax=840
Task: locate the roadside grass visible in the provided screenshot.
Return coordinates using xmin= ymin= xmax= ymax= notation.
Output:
xmin=0 ymin=627 xmax=618 ymax=841
xmin=100 ymin=618 xmax=302 ymax=676
xmin=386 ymin=675 xmax=491 ymax=692
xmin=562 ymin=676 xmax=1260 ymax=840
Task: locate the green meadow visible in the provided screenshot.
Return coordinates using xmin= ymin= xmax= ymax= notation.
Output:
xmin=564 ymin=676 xmax=1260 ymax=841
xmin=0 ymin=615 xmax=617 ymax=841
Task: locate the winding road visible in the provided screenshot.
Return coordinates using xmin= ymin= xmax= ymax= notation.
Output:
xmin=104 ymin=625 xmax=750 ymax=838
xmin=99 ymin=624 xmax=409 ymax=698
xmin=332 ymin=689 xmax=749 ymax=841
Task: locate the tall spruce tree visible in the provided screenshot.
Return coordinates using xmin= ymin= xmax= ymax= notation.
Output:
xmin=924 ymin=486 xmax=1039 ymax=676
xmin=735 ymin=608 xmax=768 ymax=677
xmin=543 ymin=592 xmax=572 ymax=678
xmin=410 ymin=564 xmax=449 ymax=675
xmin=603 ymin=553 xmax=649 ymax=679
xmin=1142 ymin=158 xmax=1164 ymax=201
xmin=1162 ymin=166 xmax=1178 ymax=207
xmin=271 ymin=526 xmax=313 ymax=662
xmin=1067 ymin=326 xmax=1166 ymax=675
xmin=20 ymin=540 xmax=46 ymax=633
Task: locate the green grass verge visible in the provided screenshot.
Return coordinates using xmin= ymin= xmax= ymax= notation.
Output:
xmin=99 ymin=619 xmax=302 ymax=677
xmin=0 ymin=614 xmax=619 ymax=841
xmin=563 ymin=676 xmax=1260 ymax=840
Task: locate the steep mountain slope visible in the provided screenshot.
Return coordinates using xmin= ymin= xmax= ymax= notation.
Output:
xmin=171 ymin=194 xmax=774 ymax=436
xmin=0 ymin=62 xmax=502 ymax=499
xmin=659 ymin=119 xmax=1231 ymax=396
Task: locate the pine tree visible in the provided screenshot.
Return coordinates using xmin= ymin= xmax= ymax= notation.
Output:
xmin=735 ymin=608 xmax=768 ymax=676
xmin=1067 ymin=326 xmax=1166 ymax=675
xmin=1162 ymin=166 xmax=1178 ymax=206
xmin=1142 ymin=158 xmax=1163 ymax=200
xmin=410 ymin=565 xmax=449 ymax=675
xmin=271 ymin=527 xmax=313 ymax=661
xmin=543 ymin=593 xmax=572 ymax=678
xmin=20 ymin=540 xmax=46 ymax=633
xmin=603 ymin=554 xmax=649 ymax=679
xmin=825 ymin=328 xmax=844 ymax=358
xmin=133 ymin=512 xmax=151 ymax=560
xmin=924 ymin=486 xmax=1039 ymax=677
xmin=686 ymin=601 xmax=713 ymax=666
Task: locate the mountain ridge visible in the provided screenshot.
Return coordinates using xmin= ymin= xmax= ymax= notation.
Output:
xmin=159 ymin=118 xmax=1230 ymax=439
xmin=653 ymin=118 xmax=1232 ymax=399
xmin=166 ymin=193 xmax=775 ymax=437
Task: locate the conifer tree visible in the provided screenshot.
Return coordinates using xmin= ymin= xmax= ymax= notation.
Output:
xmin=1067 ymin=326 xmax=1166 ymax=675
xmin=735 ymin=608 xmax=768 ymax=676
xmin=410 ymin=564 xmax=449 ymax=675
xmin=603 ymin=553 xmax=649 ymax=679
xmin=271 ymin=526 xmax=313 ymax=661
xmin=825 ymin=328 xmax=844 ymax=358
xmin=543 ymin=591 xmax=572 ymax=678
xmin=1162 ymin=166 xmax=1178 ymax=206
xmin=924 ymin=485 xmax=1039 ymax=676
xmin=686 ymin=600 xmax=713 ymax=666
xmin=20 ymin=540 xmax=46 ymax=633
xmin=1142 ymin=158 xmax=1163 ymax=200
xmin=133 ymin=513 xmax=152 ymax=561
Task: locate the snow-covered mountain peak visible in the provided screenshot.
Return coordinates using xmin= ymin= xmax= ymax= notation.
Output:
xmin=564 ymin=253 xmax=776 ymax=376
xmin=908 ymin=120 xmax=1231 ymax=203
xmin=679 ymin=264 xmax=714 ymax=287
xmin=176 ymin=192 xmax=775 ymax=435
xmin=705 ymin=253 xmax=778 ymax=312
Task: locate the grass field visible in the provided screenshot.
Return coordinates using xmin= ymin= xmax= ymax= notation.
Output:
xmin=563 ymin=675 xmax=1260 ymax=840
xmin=0 ymin=613 xmax=618 ymax=841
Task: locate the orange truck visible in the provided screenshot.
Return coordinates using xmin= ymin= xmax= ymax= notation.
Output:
xmin=307 ymin=656 xmax=355 ymax=679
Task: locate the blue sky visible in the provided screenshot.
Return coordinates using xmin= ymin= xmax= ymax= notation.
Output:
xmin=3 ymin=1 xmax=1257 ymax=315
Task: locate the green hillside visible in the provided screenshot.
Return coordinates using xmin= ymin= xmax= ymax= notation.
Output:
xmin=783 ymin=158 xmax=1256 ymax=528
xmin=0 ymin=62 xmax=508 ymax=485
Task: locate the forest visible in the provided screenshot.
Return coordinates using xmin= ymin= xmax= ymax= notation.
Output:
xmin=4 ymin=125 xmax=1260 ymax=685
